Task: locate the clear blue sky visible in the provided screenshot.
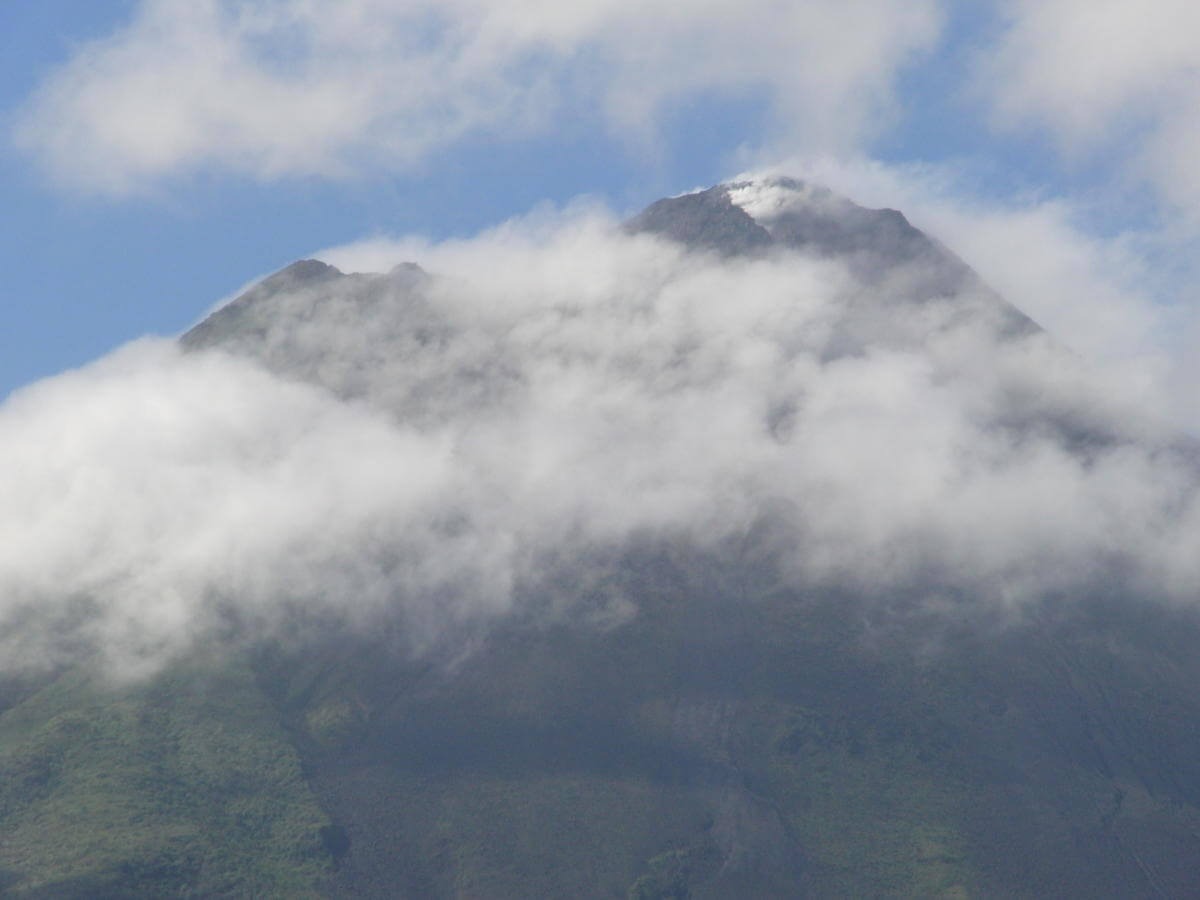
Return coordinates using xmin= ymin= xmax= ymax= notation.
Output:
xmin=2 ymin=1 xmax=1195 ymax=402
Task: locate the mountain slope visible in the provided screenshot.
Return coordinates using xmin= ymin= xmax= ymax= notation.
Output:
xmin=250 ymin=553 xmax=1200 ymax=898
xmin=3 ymin=177 xmax=1200 ymax=897
xmin=0 ymin=657 xmax=331 ymax=897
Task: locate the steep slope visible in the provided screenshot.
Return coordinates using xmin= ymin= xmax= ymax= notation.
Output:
xmin=242 ymin=549 xmax=1200 ymax=898
xmin=3 ymin=177 xmax=1200 ymax=897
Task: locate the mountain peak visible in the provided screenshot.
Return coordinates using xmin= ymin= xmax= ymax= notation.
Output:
xmin=623 ymin=185 xmax=772 ymax=256
xmin=628 ymin=175 xmax=935 ymax=267
xmin=724 ymin=175 xmax=829 ymax=221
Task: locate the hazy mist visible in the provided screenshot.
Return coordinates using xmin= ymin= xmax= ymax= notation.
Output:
xmin=3 ymin=203 xmax=1197 ymax=677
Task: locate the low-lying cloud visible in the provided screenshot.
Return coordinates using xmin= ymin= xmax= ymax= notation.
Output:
xmin=3 ymin=202 xmax=1199 ymax=677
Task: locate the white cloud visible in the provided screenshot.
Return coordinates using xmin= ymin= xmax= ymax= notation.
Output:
xmin=0 ymin=340 xmax=471 ymax=676
xmin=13 ymin=0 xmax=942 ymax=193
xmin=974 ymin=0 xmax=1200 ymax=218
xmin=5 ymin=200 xmax=1199 ymax=676
xmin=304 ymin=207 xmax=1200 ymax=605
xmin=756 ymin=157 xmax=1193 ymax=425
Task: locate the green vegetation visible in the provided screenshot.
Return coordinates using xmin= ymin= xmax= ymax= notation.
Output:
xmin=5 ymin=576 xmax=1200 ymax=897
xmin=765 ymin=705 xmax=975 ymax=897
xmin=0 ymin=654 xmax=331 ymax=897
xmin=628 ymin=849 xmax=693 ymax=899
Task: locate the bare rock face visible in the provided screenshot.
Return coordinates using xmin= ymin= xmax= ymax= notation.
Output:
xmin=625 ymin=185 xmax=774 ymax=256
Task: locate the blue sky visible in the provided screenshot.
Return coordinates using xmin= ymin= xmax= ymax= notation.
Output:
xmin=3 ymin=0 xmax=1198 ymax=413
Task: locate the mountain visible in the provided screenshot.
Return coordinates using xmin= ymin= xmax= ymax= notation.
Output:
xmin=3 ymin=177 xmax=1200 ymax=897
xmin=628 ymin=178 xmax=1038 ymax=334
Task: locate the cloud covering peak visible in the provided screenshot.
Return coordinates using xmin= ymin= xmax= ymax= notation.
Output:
xmin=2 ymin=184 xmax=1198 ymax=677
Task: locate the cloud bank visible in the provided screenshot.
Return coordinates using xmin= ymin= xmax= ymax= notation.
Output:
xmin=12 ymin=0 xmax=942 ymax=193
xmin=3 ymin=201 xmax=1200 ymax=677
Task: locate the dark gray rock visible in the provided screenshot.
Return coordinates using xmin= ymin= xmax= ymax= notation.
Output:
xmin=625 ymin=186 xmax=773 ymax=256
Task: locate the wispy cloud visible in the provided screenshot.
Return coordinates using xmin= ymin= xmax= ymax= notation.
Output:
xmin=755 ymin=157 xmax=1196 ymax=424
xmin=973 ymin=0 xmax=1200 ymax=223
xmin=3 ymin=200 xmax=1198 ymax=677
xmin=12 ymin=0 xmax=942 ymax=194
